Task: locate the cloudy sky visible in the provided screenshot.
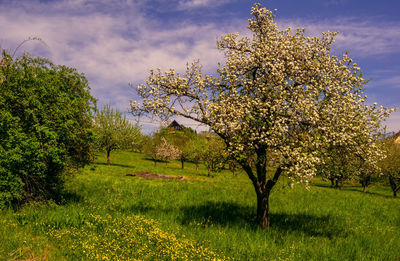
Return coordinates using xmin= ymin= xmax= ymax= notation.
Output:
xmin=1 ymin=0 xmax=399 ymax=133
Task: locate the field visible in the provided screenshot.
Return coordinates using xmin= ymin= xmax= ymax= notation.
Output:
xmin=1 ymin=150 xmax=399 ymax=260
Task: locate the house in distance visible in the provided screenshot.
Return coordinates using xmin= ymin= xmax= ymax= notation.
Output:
xmin=167 ymin=120 xmax=195 ymax=134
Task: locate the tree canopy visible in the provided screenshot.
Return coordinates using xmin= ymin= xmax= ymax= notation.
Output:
xmin=131 ymin=4 xmax=393 ymax=227
xmin=380 ymin=136 xmax=400 ymax=197
xmin=0 ymin=51 xmax=96 ymax=207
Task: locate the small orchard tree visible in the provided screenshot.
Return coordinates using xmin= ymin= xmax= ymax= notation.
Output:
xmin=167 ymin=128 xmax=196 ymax=169
xmin=184 ymin=134 xmax=207 ymax=171
xmin=155 ymin=137 xmax=181 ymax=167
xmin=380 ymin=137 xmax=400 ymax=197
xmin=130 ymin=132 xmax=147 ymax=153
xmin=319 ymin=147 xmax=350 ymax=189
xmin=203 ymin=137 xmax=227 ymax=177
xmin=227 ymin=156 xmax=241 ymax=177
xmin=319 ymin=144 xmax=380 ymax=191
xmin=94 ymin=105 xmax=141 ymax=165
xmin=142 ymin=135 xmax=160 ymax=167
xmin=142 ymin=127 xmax=173 ymax=167
xmin=131 ymin=4 xmax=393 ymax=227
xmin=358 ymin=165 xmax=378 ymax=193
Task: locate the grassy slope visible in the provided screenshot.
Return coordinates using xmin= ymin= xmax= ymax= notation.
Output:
xmin=1 ymin=150 xmax=399 ymax=260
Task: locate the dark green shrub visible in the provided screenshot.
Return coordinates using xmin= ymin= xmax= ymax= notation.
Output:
xmin=0 ymin=51 xmax=96 ymax=207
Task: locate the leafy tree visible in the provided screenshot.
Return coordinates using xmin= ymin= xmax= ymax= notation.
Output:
xmin=0 ymin=51 xmax=96 ymax=207
xmin=318 ymin=134 xmax=382 ymax=192
xmin=184 ymin=134 xmax=207 ymax=171
xmin=128 ymin=132 xmax=147 ymax=153
xmin=227 ymin=156 xmax=240 ymax=177
xmin=142 ymin=128 xmax=176 ymax=167
xmin=380 ymin=137 xmax=400 ymax=197
xmin=319 ymin=146 xmax=361 ymax=190
xmin=142 ymin=135 xmax=160 ymax=167
xmin=202 ymin=137 xmax=227 ymax=177
xmin=145 ymin=126 xmax=196 ymax=169
xmin=167 ymin=128 xmax=196 ymax=169
xmin=94 ymin=105 xmax=141 ymax=165
xmin=131 ymin=5 xmax=393 ymax=227
xmin=357 ymin=165 xmax=379 ymax=193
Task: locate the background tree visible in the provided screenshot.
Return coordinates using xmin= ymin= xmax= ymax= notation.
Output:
xmin=142 ymin=135 xmax=160 ymax=167
xmin=129 ymin=132 xmax=147 ymax=153
xmin=155 ymin=137 xmax=182 ymax=167
xmin=0 ymin=51 xmax=96 ymax=207
xmin=319 ymin=146 xmax=360 ymax=190
xmin=184 ymin=134 xmax=207 ymax=171
xmin=131 ymin=4 xmax=393 ymax=227
xmin=318 ymin=133 xmax=383 ymax=192
xmin=202 ymin=137 xmax=227 ymax=177
xmin=94 ymin=105 xmax=141 ymax=165
xmin=167 ymin=128 xmax=196 ymax=169
xmin=227 ymin=156 xmax=241 ymax=177
xmin=357 ymin=165 xmax=379 ymax=193
xmin=380 ymin=137 xmax=400 ymax=197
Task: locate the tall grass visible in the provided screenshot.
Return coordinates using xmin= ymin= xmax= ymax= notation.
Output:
xmin=1 ymin=150 xmax=399 ymax=260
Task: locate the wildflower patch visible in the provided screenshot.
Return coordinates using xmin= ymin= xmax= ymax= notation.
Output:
xmin=47 ymin=213 xmax=227 ymax=260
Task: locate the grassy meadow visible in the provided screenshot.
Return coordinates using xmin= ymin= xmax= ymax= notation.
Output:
xmin=1 ymin=150 xmax=399 ymax=260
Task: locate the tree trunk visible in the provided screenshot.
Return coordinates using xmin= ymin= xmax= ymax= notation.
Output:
xmin=207 ymin=167 xmax=210 ymax=177
xmin=363 ymin=184 xmax=367 ymax=193
xmin=242 ymin=157 xmax=282 ymax=228
xmin=195 ymin=162 xmax=199 ymax=171
xmin=339 ymin=179 xmax=344 ymax=190
xmin=389 ymin=176 xmax=398 ymax=197
xmin=335 ymin=179 xmax=339 ymax=188
xmin=181 ymin=159 xmax=184 ymax=169
xmin=360 ymin=176 xmax=370 ymax=193
xmin=330 ymin=178 xmax=334 ymax=186
xmin=256 ymin=188 xmax=271 ymax=227
xmin=107 ymin=149 xmax=111 ymax=165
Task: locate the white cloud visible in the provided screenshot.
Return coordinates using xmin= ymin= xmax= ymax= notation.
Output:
xmin=278 ymin=17 xmax=400 ymax=56
xmin=384 ymin=110 xmax=400 ymax=133
xmin=0 ymin=0 xmax=244 ymax=116
xmin=369 ymin=76 xmax=400 ymax=89
xmin=178 ymin=0 xmax=231 ymax=9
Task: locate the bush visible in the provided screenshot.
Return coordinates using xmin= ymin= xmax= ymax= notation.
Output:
xmin=0 ymin=51 xmax=96 ymax=207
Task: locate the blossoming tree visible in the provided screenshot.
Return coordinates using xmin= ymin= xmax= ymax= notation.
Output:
xmin=131 ymin=4 xmax=393 ymax=227
xmin=156 ymin=137 xmax=182 ymax=168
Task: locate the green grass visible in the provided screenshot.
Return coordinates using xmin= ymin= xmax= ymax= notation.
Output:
xmin=1 ymin=150 xmax=400 ymax=260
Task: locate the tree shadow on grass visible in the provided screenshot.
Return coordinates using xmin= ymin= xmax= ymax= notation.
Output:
xmin=180 ymin=201 xmax=254 ymax=227
xmin=345 ymin=187 xmax=394 ymax=199
xmin=94 ymin=162 xmax=136 ymax=169
xmin=179 ymin=201 xmax=347 ymax=238
xmin=49 ymin=190 xmax=84 ymax=207
xmin=270 ymin=212 xmax=347 ymax=238
xmin=312 ymin=183 xmax=333 ymax=189
xmin=313 ymin=184 xmax=393 ymax=199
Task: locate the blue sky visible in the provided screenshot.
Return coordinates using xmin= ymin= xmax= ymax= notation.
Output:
xmin=0 ymin=0 xmax=399 ymax=133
